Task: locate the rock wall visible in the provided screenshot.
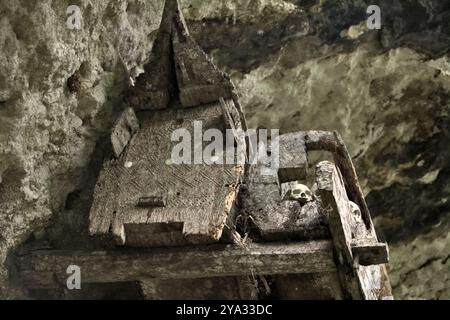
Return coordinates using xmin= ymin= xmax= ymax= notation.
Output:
xmin=0 ymin=0 xmax=165 ymax=297
xmin=0 ymin=0 xmax=449 ymax=299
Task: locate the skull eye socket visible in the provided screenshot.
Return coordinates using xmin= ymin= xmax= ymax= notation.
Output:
xmin=292 ymin=190 xmax=301 ymax=195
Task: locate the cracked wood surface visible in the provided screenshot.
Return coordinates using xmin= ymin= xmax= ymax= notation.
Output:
xmin=305 ymin=130 xmax=374 ymax=231
xmin=89 ymin=101 xmax=243 ymax=247
xmin=315 ymin=161 xmax=392 ymax=300
xmin=15 ymin=240 xmax=336 ymax=289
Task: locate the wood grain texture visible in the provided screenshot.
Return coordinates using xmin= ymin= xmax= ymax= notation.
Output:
xmin=89 ymin=101 xmax=244 ymax=247
xmin=315 ymin=161 xmax=391 ymax=300
xmin=125 ymin=0 xmax=234 ymax=110
xmin=16 ymin=240 xmax=336 ymax=289
xmin=110 ymin=108 xmax=139 ymax=158
xmin=276 ymin=132 xmax=308 ymax=183
xmin=171 ymin=6 xmax=234 ymax=108
xmin=305 ymin=130 xmax=374 ymax=231
xmin=173 ymin=30 xmax=234 ymax=107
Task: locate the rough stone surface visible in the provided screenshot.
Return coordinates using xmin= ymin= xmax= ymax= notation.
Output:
xmin=1 ymin=0 xmax=449 ymax=299
xmin=0 ymin=0 xmax=165 ymax=298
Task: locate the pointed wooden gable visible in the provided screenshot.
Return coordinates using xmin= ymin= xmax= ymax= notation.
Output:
xmin=89 ymin=0 xmax=245 ymax=247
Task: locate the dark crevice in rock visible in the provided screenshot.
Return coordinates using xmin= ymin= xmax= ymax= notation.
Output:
xmin=401 ymin=253 xmax=450 ymax=279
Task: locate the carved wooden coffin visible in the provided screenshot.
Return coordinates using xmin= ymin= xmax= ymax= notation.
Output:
xmin=89 ymin=102 xmax=244 ymax=247
xmin=89 ymin=0 xmax=245 ymax=247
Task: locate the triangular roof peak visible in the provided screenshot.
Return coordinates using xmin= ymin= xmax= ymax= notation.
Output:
xmin=126 ymin=0 xmax=233 ymax=110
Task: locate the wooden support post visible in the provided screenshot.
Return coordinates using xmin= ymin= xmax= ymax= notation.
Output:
xmin=15 ymin=240 xmax=336 ymax=289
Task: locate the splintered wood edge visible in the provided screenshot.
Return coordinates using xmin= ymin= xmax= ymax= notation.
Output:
xmin=110 ymin=108 xmax=139 ymax=158
xmin=15 ymin=240 xmax=336 ymax=289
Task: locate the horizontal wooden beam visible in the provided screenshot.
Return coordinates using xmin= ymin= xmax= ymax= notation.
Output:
xmin=15 ymin=240 xmax=336 ymax=289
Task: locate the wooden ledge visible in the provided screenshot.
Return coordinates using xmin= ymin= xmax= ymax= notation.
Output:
xmin=16 ymin=240 xmax=336 ymax=289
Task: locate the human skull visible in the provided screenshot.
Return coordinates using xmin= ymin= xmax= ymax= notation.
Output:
xmin=348 ymin=201 xmax=361 ymax=218
xmin=285 ymin=182 xmax=313 ymax=205
xmin=348 ymin=201 xmax=367 ymax=239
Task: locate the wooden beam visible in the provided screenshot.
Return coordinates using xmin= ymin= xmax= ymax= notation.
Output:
xmin=89 ymin=103 xmax=244 ymax=247
xmin=110 ymin=108 xmax=139 ymax=158
xmin=305 ymin=131 xmax=374 ymax=231
xmin=15 ymin=241 xmax=336 ymax=289
xmin=315 ymin=161 xmax=391 ymax=300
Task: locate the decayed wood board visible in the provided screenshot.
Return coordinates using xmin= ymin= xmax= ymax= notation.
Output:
xmin=110 ymin=108 xmax=139 ymax=158
xmin=89 ymin=101 xmax=244 ymax=247
xmin=276 ymin=132 xmax=308 ymax=183
xmin=315 ymin=161 xmax=391 ymax=300
xmin=173 ymin=25 xmax=234 ymax=107
xmin=15 ymin=240 xmax=336 ymax=289
xmin=125 ymin=0 xmax=234 ymax=110
xmin=315 ymin=162 xmax=355 ymax=263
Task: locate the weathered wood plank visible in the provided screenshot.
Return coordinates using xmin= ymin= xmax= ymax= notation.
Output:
xmin=172 ymin=20 xmax=234 ymax=107
xmin=316 ymin=161 xmax=354 ymax=263
xmin=110 ymin=108 xmax=139 ymax=158
xmin=276 ymin=132 xmax=308 ymax=183
xmin=315 ymin=161 xmax=391 ymax=300
xmin=89 ymin=102 xmax=244 ymax=247
xmin=16 ymin=240 xmax=336 ymax=289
